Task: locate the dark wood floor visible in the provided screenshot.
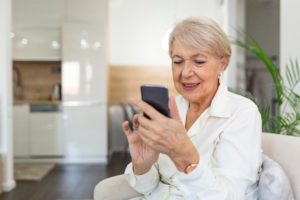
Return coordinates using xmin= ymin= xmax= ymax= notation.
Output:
xmin=0 ymin=153 xmax=131 ymax=200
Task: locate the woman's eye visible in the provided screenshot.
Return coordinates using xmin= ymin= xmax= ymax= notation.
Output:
xmin=195 ymin=60 xmax=206 ymax=65
xmin=173 ymin=60 xmax=183 ymax=65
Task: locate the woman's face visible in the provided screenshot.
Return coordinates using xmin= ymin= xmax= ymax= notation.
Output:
xmin=171 ymin=40 xmax=227 ymax=104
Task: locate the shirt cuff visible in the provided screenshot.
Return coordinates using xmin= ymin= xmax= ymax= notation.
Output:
xmin=173 ymin=161 xmax=215 ymax=196
xmin=124 ymin=163 xmax=159 ymax=194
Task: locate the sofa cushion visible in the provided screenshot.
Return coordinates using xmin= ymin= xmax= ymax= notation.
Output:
xmin=262 ymin=133 xmax=300 ymax=199
xmin=258 ymin=154 xmax=294 ymax=200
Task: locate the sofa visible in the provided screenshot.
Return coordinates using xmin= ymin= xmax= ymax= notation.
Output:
xmin=94 ymin=133 xmax=300 ymax=199
xmin=261 ymin=133 xmax=300 ymax=199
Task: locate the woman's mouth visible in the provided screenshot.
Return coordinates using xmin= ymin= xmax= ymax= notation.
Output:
xmin=182 ymin=83 xmax=200 ymax=91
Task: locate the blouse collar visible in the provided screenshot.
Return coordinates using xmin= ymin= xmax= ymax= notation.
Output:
xmin=176 ymin=79 xmax=231 ymax=124
xmin=208 ymin=80 xmax=231 ymax=118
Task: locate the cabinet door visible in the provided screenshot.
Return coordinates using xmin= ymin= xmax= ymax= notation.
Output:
xmin=63 ymin=104 xmax=107 ymax=159
xmin=62 ymin=24 xmax=107 ymax=102
xmin=29 ymin=113 xmax=64 ymax=156
xmin=13 ymin=27 xmax=61 ymax=61
xmin=13 ymin=105 xmax=30 ymax=157
xmin=62 ymin=23 xmax=108 ymax=162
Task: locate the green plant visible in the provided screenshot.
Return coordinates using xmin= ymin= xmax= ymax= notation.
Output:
xmin=233 ymin=34 xmax=300 ymax=136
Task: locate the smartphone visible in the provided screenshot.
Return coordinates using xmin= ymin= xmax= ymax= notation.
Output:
xmin=141 ymin=84 xmax=170 ymax=119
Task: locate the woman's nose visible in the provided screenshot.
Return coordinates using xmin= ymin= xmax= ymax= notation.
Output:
xmin=181 ymin=61 xmax=194 ymax=78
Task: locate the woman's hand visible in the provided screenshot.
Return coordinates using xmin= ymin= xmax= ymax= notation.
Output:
xmin=133 ymin=97 xmax=199 ymax=172
xmin=122 ymin=116 xmax=159 ymax=175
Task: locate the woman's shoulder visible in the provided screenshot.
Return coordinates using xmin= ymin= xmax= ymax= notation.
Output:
xmin=227 ymin=91 xmax=259 ymax=113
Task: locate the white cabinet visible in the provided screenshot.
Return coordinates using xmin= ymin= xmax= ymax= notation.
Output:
xmin=12 ymin=27 xmax=61 ymax=61
xmin=62 ymin=23 xmax=108 ymax=162
xmin=63 ymin=104 xmax=107 ymax=159
xmin=12 ymin=0 xmax=63 ymax=61
xmin=62 ymin=24 xmax=107 ymax=102
xmin=29 ymin=112 xmax=64 ymax=156
xmin=13 ymin=104 xmax=64 ymax=157
xmin=13 ymin=104 xmax=30 ymax=157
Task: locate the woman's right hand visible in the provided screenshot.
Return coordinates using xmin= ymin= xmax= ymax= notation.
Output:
xmin=122 ymin=114 xmax=159 ymax=175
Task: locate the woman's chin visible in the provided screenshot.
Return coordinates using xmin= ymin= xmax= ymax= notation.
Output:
xmin=181 ymin=93 xmax=201 ymax=103
xmin=175 ymin=85 xmax=202 ymax=102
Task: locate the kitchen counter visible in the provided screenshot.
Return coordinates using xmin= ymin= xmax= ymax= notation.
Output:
xmin=14 ymin=100 xmax=62 ymax=105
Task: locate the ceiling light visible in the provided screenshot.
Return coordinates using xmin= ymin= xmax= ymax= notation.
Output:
xmin=92 ymin=42 xmax=101 ymax=49
xmin=51 ymin=41 xmax=60 ymax=49
xmin=21 ymin=38 xmax=28 ymax=45
xmin=80 ymin=39 xmax=89 ymax=49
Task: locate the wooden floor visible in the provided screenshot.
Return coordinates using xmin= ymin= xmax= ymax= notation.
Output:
xmin=0 ymin=153 xmax=131 ymax=200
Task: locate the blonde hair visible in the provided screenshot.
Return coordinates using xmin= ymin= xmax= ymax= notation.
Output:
xmin=169 ymin=16 xmax=231 ymax=60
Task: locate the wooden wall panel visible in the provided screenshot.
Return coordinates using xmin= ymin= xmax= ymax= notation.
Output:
xmin=13 ymin=61 xmax=61 ymax=101
xmin=108 ymin=66 xmax=178 ymax=105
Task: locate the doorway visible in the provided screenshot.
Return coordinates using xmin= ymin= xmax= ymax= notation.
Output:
xmin=245 ymin=0 xmax=280 ymax=114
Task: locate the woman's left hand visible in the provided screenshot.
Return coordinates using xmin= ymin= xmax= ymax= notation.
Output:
xmin=132 ymin=97 xmax=199 ymax=172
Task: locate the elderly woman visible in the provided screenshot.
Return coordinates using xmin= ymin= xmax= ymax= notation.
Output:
xmin=95 ymin=16 xmax=262 ymax=200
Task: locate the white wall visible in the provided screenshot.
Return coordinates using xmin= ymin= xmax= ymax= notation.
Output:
xmin=108 ymin=0 xmax=245 ymax=89
xmin=109 ymin=0 xmax=220 ymax=67
xmin=281 ymin=0 xmax=300 ymax=79
xmin=222 ymin=0 xmax=246 ymax=89
xmin=0 ymin=0 xmax=16 ymax=192
xmin=280 ymin=0 xmax=300 ymax=114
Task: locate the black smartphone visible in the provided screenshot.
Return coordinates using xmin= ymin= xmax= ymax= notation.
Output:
xmin=141 ymin=84 xmax=170 ymax=119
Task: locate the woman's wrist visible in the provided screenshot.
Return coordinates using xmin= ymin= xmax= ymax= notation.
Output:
xmin=132 ymin=164 xmax=152 ymax=175
xmin=170 ymin=144 xmax=199 ymax=172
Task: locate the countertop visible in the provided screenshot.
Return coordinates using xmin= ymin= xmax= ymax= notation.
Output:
xmin=14 ymin=100 xmax=62 ymax=105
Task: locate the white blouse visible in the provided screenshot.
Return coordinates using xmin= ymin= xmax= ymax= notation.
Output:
xmin=124 ymin=82 xmax=262 ymax=200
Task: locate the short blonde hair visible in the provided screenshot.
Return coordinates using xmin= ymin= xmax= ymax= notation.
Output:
xmin=169 ymin=16 xmax=231 ymax=60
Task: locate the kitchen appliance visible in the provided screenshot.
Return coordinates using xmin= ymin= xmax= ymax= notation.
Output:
xmin=52 ymin=83 xmax=61 ymax=100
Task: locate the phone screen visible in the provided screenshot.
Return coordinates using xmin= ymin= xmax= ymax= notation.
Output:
xmin=141 ymin=84 xmax=170 ymax=118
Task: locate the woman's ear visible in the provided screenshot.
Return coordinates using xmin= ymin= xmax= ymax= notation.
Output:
xmin=222 ymin=56 xmax=229 ymax=69
xmin=219 ymin=56 xmax=228 ymax=73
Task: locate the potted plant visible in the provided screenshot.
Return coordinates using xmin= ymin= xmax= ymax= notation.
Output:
xmin=233 ymin=34 xmax=300 ymax=136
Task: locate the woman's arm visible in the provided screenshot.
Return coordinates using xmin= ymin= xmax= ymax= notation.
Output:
xmin=132 ymin=97 xmax=261 ymax=199
xmin=173 ymin=105 xmax=262 ymax=199
xmin=124 ymin=162 xmax=160 ymax=195
xmin=122 ymin=116 xmax=160 ymax=195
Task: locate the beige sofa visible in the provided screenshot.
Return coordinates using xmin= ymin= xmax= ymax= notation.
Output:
xmin=261 ymin=133 xmax=300 ymax=199
xmin=94 ymin=133 xmax=300 ymax=199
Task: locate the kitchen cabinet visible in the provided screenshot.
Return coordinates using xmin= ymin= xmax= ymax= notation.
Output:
xmin=13 ymin=104 xmax=64 ymax=157
xmin=63 ymin=104 xmax=107 ymax=158
xmin=12 ymin=0 xmax=109 ymax=162
xmin=13 ymin=104 xmax=30 ymax=157
xmin=62 ymin=23 xmax=108 ymax=162
xmin=13 ymin=103 xmax=107 ymax=159
xmin=12 ymin=27 xmax=61 ymax=61
xmin=29 ymin=105 xmax=64 ymax=156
